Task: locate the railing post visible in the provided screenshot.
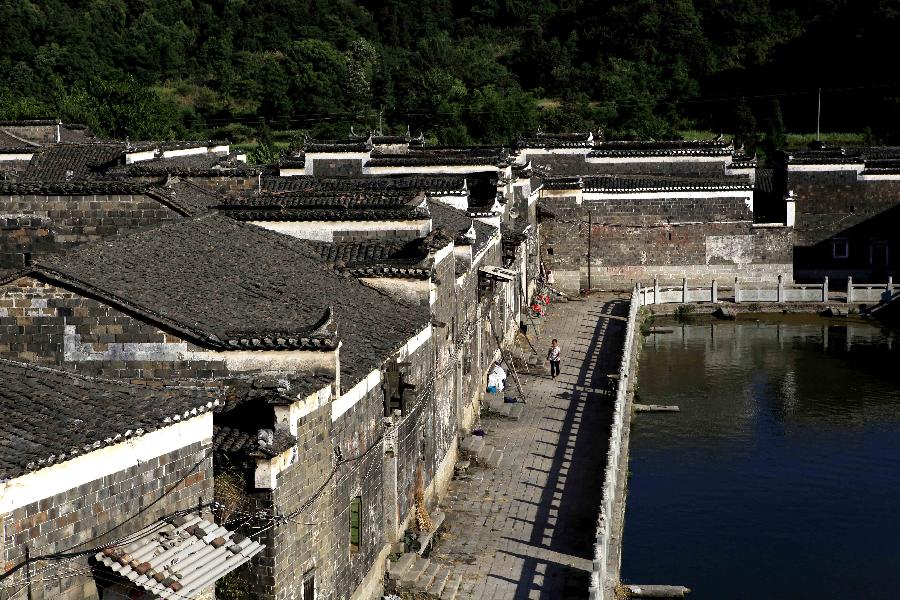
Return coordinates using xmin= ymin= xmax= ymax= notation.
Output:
xmin=823 ymin=276 xmax=828 ymax=302
xmin=777 ymin=274 xmax=784 ymax=303
xmin=653 ymin=277 xmax=659 ymax=305
xmin=682 ymin=278 xmax=688 ymax=303
xmin=847 ymin=275 xmax=853 ymax=304
xmin=888 ymin=276 xmax=894 ymax=294
xmin=712 ymin=279 xmax=718 ymax=304
xmin=734 ymin=277 xmax=741 ymax=303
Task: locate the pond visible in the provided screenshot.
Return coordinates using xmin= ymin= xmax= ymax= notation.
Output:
xmin=622 ymin=317 xmax=900 ymax=600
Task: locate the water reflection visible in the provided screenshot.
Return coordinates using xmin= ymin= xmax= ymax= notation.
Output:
xmin=623 ymin=317 xmax=900 ymax=600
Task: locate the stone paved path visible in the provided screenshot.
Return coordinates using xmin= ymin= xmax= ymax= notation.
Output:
xmin=431 ymin=294 xmax=629 ymax=600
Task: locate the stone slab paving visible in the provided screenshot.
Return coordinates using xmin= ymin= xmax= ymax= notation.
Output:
xmin=431 ymin=294 xmax=629 ymax=600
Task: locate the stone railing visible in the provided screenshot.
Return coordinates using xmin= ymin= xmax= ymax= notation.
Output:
xmin=589 ymin=288 xmax=639 ymax=600
xmin=636 ymin=276 xmax=897 ymax=306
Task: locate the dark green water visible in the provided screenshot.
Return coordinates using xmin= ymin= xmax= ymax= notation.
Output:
xmin=622 ymin=318 xmax=900 ymax=600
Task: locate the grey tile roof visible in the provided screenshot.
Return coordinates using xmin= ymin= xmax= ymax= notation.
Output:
xmin=0 ymin=180 xmax=195 ymax=217
xmin=95 ymin=514 xmax=264 ymax=598
xmin=33 ymin=215 xmax=430 ymax=385
xmin=580 ymin=175 xmax=751 ymax=192
xmin=589 ymin=139 xmax=732 ymax=158
xmin=214 ymin=426 xmax=296 ymax=459
xmin=306 ymin=238 xmax=437 ymax=280
xmin=786 ymin=146 xmax=900 ymax=168
xmin=0 ymin=129 xmax=40 ymax=151
xmin=107 ymin=153 xmax=260 ymax=177
xmin=427 ymin=200 xmax=495 ymax=256
xmin=0 ymin=358 xmax=221 ymax=479
xmin=21 ymin=143 xmax=125 ymax=181
xmin=218 ymin=190 xmax=430 ymax=221
xmin=518 ymin=131 xmax=594 ymax=148
xmin=261 ymin=175 xmax=468 ymax=196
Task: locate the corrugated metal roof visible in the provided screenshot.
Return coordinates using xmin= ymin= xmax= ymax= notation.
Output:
xmin=95 ymin=515 xmax=264 ymax=599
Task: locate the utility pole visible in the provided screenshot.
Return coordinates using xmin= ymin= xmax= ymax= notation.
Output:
xmin=816 ymin=88 xmax=822 ymax=142
xmin=587 ymin=212 xmax=592 ymax=291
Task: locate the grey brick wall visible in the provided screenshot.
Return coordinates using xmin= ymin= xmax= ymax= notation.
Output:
xmin=540 ymin=196 xmax=792 ymax=289
xmin=0 ymin=277 xmax=229 ymax=379
xmin=0 ymin=194 xmax=184 ymax=251
xmin=1 ymin=440 xmax=213 ymax=600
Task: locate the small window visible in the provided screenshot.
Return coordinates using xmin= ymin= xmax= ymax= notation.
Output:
xmin=832 ymin=240 xmax=849 ymax=259
xmin=547 ymin=247 xmax=554 ymax=256
xmin=302 ymin=569 xmax=315 ymax=600
xmin=349 ymin=496 xmax=361 ymax=553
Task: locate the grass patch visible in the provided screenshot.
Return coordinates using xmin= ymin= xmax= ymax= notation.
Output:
xmin=673 ymin=304 xmax=695 ymax=322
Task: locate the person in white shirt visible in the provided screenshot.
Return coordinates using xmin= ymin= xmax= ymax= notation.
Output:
xmin=487 ymin=361 xmax=507 ymax=392
xmin=547 ymin=339 xmax=561 ymax=379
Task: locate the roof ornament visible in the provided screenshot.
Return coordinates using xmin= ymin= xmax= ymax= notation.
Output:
xmin=464 ymin=221 xmax=477 ymax=242
xmin=350 ymin=126 xmax=357 ymax=138
xmin=596 ymin=128 xmax=606 ymax=143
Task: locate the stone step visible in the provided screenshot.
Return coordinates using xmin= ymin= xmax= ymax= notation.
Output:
xmin=414 ymin=511 xmax=446 ymax=556
xmin=427 ymin=566 xmax=451 ymax=597
xmin=460 ymin=435 xmax=485 ymax=455
xmin=507 ymin=404 xmax=524 ymax=421
xmin=440 ymin=572 xmax=462 ymax=600
xmin=387 ymin=552 xmax=417 ymax=580
xmin=412 ymin=561 xmax=441 ymax=592
xmin=477 ymin=445 xmax=494 ymax=466
xmin=401 ymin=556 xmax=430 ymax=585
xmin=481 ymin=445 xmax=504 ymax=468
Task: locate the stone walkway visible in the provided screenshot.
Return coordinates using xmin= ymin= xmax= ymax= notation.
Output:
xmin=431 ymin=294 xmax=629 ymax=599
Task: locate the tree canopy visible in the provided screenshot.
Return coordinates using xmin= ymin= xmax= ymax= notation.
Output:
xmin=1 ymin=0 xmax=897 ymax=144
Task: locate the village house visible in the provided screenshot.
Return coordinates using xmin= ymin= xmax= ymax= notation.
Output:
xmin=0 ymin=211 xmax=526 ymax=599
xmin=527 ymin=133 xmax=793 ymax=290
xmin=0 ymin=358 xmax=241 ymax=600
xmin=774 ymin=144 xmax=900 ymax=283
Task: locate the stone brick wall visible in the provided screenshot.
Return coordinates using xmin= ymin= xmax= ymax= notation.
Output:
xmin=332 ymin=228 xmax=420 ymax=243
xmin=788 ymin=171 xmax=900 ymax=281
xmin=1 ymin=440 xmax=212 ymax=600
xmin=540 ymin=196 xmax=792 ymax=289
xmin=0 ymin=277 xmax=229 ymax=379
xmin=0 ymin=215 xmax=55 ymax=268
xmin=0 ymin=193 xmax=184 ymax=249
xmin=311 ymin=159 xmax=364 ymax=177
xmin=525 ymin=153 xmax=730 ymax=177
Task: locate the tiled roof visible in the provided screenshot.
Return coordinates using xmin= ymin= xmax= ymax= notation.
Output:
xmin=0 ymin=358 xmax=220 ymax=479
xmin=58 ymin=124 xmax=95 ymax=143
xmin=262 ymin=175 xmax=468 ymax=196
xmin=32 ymin=215 xmax=429 ymax=385
xmin=214 ymin=426 xmax=296 ymax=459
xmin=0 ymin=180 xmax=195 ymax=217
xmin=306 ymin=238 xmax=435 ymax=280
xmin=305 ymin=137 xmax=372 ymax=153
xmin=108 ymin=153 xmax=259 ymax=177
xmin=589 ymin=139 xmax=732 ymax=158
xmin=581 ymin=175 xmax=751 ymax=192
xmin=146 ymin=178 xmax=224 ymax=216
xmin=367 ymin=147 xmax=510 ymax=168
xmin=20 ymin=143 xmax=125 ymax=181
xmin=126 ymin=140 xmax=229 ymax=153
xmin=95 ymin=515 xmax=264 ymax=598
xmin=786 ymin=146 xmax=900 ymax=167
xmin=518 ymin=131 xmax=594 ymax=148
xmin=427 ymin=200 xmax=495 ymax=256
xmin=755 ymin=169 xmax=775 ymax=193
xmin=0 ymin=129 xmax=40 ymax=151
xmin=542 ymin=176 xmax=583 ymax=190
xmin=218 ymin=190 xmax=429 ymax=221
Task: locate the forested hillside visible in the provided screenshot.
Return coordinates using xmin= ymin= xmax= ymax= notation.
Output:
xmin=1 ymin=0 xmax=898 ymax=148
